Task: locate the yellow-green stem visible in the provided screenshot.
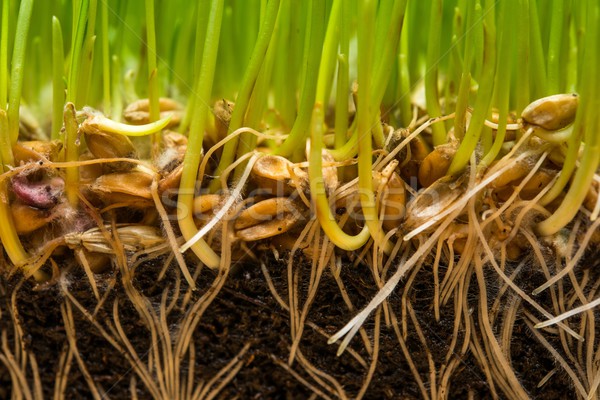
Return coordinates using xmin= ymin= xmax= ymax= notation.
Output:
xmin=0 ymin=110 xmax=14 ymax=169
xmin=101 ymin=0 xmax=111 ymax=117
xmin=0 ymin=0 xmax=8 ymax=109
xmin=63 ymin=103 xmax=80 ymax=207
xmin=357 ymin=0 xmax=390 ymax=253
xmin=211 ymin=0 xmax=281 ymax=191
xmin=8 ymin=0 xmax=35 ymax=144
xmin=537 ymin=0 xmax=599 ymax=235
xmin=51 ymin=16 xmax=65 ymax=141
xmin=145 ymin=0 xmax=161 ymax=157
xmin=310 ymin=103 xmax=370 ymax=250
xmin=426 ymin=0 xmax=446 ymax=146
xmin=177 ymin=0 xmax=224 ymax=270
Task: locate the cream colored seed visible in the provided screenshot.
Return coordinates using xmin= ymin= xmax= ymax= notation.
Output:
xmin=123 ymin=98 xmax=183 ymax=127
xmin=521 ymin=93 xmax=578 ymax=131
xmin=193 ymin=194 xmax=224 ymax=215
xmin=13 ymin=140 xmax=63 ymax=164
xmin=418 ymin=142 xmax=457 ymax=188
xmin=235 ymin=197 xmax=303 ymax=241
xmin=251 ymin=155 xmax=308 ymax=195
xmin=404 ymin=176 xmax=466 ymax=232
xmin=88 ymin=170 xmax=154 ymax=207
xmin=381 ymin=171 xmax=406 ymax=231
xmin=11 ymin=203 xmax=56 ymax=234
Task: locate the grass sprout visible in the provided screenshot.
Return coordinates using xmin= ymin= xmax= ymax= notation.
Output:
xmin=1 ymin=0 xmax=599 ymax=398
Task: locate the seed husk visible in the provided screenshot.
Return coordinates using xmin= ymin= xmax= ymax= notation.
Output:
xmin=398 ymin=133 xmax=431 ymax=181
xmin=193 ymin=194 xmax=224 ymax=215
xmin=83 ymin=128 xmax=138 ymax=172
xmin=13 ymin=140 xmax=63 ymax=164
xmin=88 ymin=170 xmax=154 ymax=207
xmin=251 ymin=155 xmax=308 ymax=196
xmin=78 ymin=151 xmax=105 ymax=184
xmin=448 ymin=223 xmax=469 ymax=254
xmin=158 ymin=163 xmax=183 ymax=195
xmin=335 ymin=165 xmax=406 ymax=224
xmin=65 ymin=224 xmax=164 ymax=253
xmin=79 ymin=249 xmax=112 ymax=274
xmin=18 ymin=105 xmax=46 ymax=141
xmin=123 ymin=97 xmax=183 ymax=127
xmin=235 ymin=197 xmax=303 ymax=241
xmin=418 ymin=141 xmax=458 ymax=188
xmin=490 ymin=159 xmax=532 ymax=189
xmin=584 ymin=180 xmax=599 ymax=212
xmin=381 ymin=171 xmax=407 ymax=231
xmin=521 ymin=93 xmax=579 ymax=131
xmin=213 ymin=98 xmax=234 ymax=138
xmin=404 ymin=175 xmax=466 ymax=231
xmin=11 ymin=202 xmax=57 ymax=234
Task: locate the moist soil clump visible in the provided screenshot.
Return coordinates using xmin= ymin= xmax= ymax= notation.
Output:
xmin=0 ymin=248 xmax=594 ymax=399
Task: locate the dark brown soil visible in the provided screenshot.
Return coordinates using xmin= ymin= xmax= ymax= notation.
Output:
xmin=1 ymin=244 xmax=597 ymax=399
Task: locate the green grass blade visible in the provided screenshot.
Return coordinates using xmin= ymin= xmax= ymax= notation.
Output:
xmin=7 ymin=0 xmax=35 ymax=144
xmin=52 ymin=16 xmax=65 ymax=141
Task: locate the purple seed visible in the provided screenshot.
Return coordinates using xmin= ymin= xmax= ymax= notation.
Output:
xmin=11 ymin=173 xmax=64 ymax=209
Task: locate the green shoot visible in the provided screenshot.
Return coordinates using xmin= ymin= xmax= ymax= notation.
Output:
xmin=63 ymin=103 xmax=80 ymax=207
xmin=0 ymin=110 xmax=13 ymax=170
xmin=481 ymin=0 xmax=514 ymax=167
xmin=52 ymin=16 xmax=65 ymax=141
xmin=396 ymin=14 xmax=412 ymax=128
xmin=315 ymin=0 xmax=341 ymax=110
xmin=7 ymin=0 xmax=35 ymax=144
xmin=334 ymin=0 xmax=350 ymax=149
xmin=145 ymin=0 xmax=161 ymax=156
xmin=101 ymin=0 xmax=111 ymax=117
xmin=448 ymin=0 xmax=496 ymax=176
xmin=370 ymin=0 xmax=408 ymax=145
xmin=67 ymin=0 xmax=90 ymax=106
xmin=514 ymin=0 xmax=530 ymax=115
xmin=425 ymin=0 xmax=446 ymax=146
xmin=64 ymin=0 xmax=90 ymax=207
xmin=276 ymin=0 xmax=325 ymax=158
xmin=75 ymin=0 xmax=97 ymax=109
xmin=310 ymin=104 xmax=370 ymax=250
xmin=0 ymin=0 xmax=9 ymax=109
xmin=453 ymin=2 xmax=478 ymax=139
xmin=357 ymin=0 xmax=390 ymax=253
xmin=546 ymin=0 xmax=565 ymax=94
xmin=274 ymin=0 xmax=300 ymax=129
xmin=111 ymin=55 xmax=123 ymax=121
xmin=537 ymin=0 xmax=599 ymax=236
xmin=211 ymin=0 xmax=281 ymax=191
xmin=233 ymin=0 xmax=282 ymax=176
xmin=177 ymin=0 xmax=224 ymax=272
xmin=529 ymin=0 xmax=547 ymax=98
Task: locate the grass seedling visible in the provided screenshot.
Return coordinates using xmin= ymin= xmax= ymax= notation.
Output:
xmin=101 ymin=0 xmax=111 ymax=118
xmin=144 ymin=0 xmax=161 ymax=157
xmin=537 ymin=0 xmax=599 ymax=236
xmin=0 ymin=0 xmax=8 ymax=110
xmin=425 ymin=0 xmax=446 ymax=146
xmin=51 ymin=16 xmax=65 ymax=141
xmin=176 ymin=0 xmax=223 ymax=271
xmin=447 ymin=0 xmax=496 ymax=176
xmin=2 ymin=0 xmax=600 ymax=397
xmin=7 ymin=0 xmax=34 ymax=144
xmin=210 ymin=0 xmax=280 ymax=190
xmin=276 ymin=0 xmax=324 ymax=159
